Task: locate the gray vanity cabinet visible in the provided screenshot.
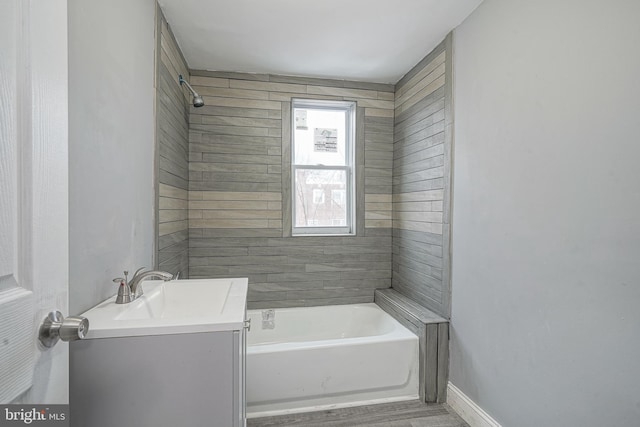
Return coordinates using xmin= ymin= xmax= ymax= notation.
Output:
xmin=70 ymin=327 xmax=247 ymax=427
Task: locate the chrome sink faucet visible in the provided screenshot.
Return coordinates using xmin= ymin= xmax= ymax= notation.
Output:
xmin=112 ymin=268 xmax=174 ymax=304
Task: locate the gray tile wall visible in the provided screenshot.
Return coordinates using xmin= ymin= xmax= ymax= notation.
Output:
xmin=392 ymin=34 xmax=453 ymax=318
xmin=156 ymin=12 xmax=189 ymax=277
xmin=156 ymin=29 xmax=455 ymax=313
xmin=187 ymin=72 xmax=395 ymax=308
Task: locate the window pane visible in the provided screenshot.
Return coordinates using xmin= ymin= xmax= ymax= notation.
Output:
xmin=294 ymin=108 xmax=347 ymax=166
xmin=294 ymin=169 xmax=347 ymax=227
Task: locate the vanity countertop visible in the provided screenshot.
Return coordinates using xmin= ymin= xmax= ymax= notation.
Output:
xmin=81 ymin=277 xmax=248 ymax=339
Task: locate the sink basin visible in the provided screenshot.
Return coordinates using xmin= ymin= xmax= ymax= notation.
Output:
xmin=81 ymin=278 xmax=248 ymax=339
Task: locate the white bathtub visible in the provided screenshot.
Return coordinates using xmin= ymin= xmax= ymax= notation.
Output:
xmin=246 ymin=303 xmax=419 ymax=417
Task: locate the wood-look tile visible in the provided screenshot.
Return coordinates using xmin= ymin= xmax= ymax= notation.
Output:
xmin=158 ymin=220 xmax=188 ymax=236
xmin=396 ymin=51 xmax=446 ymax=100
xmin=193 ymin=86 xmax=270 ymax=100
xmin=156 ymin=14 xmax=190 ymax=276
xmin=395 ymin=76 xmax=446 ymax=115
xmin=268 ymin=92 xmax=343 ymax=102
xmin=162 ymin=45 xmax=404 ymax=307
xmin=348 ymin=98 xmax=395 ymax=109
xmin=189 ymin=75 xmax=230 ymax=88
xmin=307 ymin=85 xmax=378 ymax=99
xmin=200 ymin=95 xmax=282 ymax=111
xmin=366 ymin=107 xmax=395 ymax=117
xmin=230 ymin=79 xmax=307 ymax=94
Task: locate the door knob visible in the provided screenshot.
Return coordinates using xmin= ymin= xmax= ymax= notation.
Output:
xmin=39 ymin=310 xmax=89 ymax=348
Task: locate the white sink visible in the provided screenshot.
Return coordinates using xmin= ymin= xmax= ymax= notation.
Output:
xmin=81 ymin=278 xmax=248 ymax=339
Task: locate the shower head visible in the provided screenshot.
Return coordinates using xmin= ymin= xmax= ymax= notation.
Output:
xmin=192 ymin=95 xmax=205 ymax=108
xmin=178 ymin=74 xmax=204 ymax=108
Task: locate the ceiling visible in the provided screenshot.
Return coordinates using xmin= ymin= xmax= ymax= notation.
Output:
xmin=158 ymin=0 xmax=482 ymax=84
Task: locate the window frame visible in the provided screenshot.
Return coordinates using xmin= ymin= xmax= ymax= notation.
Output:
xmin=291 ymin=99 xmax=356 ymax=236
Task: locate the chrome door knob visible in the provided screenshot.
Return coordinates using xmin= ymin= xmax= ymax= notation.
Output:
xmin=39 ymin=310 xmax=89 ymax=348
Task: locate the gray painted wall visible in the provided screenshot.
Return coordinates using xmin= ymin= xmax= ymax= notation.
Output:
xmin=450 ymin=0 xmax=640 ymax=426
xmin=187 ymin=72 xmax=395 ymax=308
xmin=392 ymin=36 xmax=453 ymax=318
xmin=69 ymin=0 xmax=156 ymax=314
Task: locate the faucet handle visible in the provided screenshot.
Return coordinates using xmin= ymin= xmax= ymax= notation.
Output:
xmin=113 ymin=269 xmax=130 ymax=285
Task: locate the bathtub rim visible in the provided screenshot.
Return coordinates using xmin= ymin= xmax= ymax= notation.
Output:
xmin=246 ymin=302 xmax=417 ymax=349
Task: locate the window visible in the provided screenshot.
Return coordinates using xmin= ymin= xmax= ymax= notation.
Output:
xmin=292 ymin=99 xmax=356 ymax=235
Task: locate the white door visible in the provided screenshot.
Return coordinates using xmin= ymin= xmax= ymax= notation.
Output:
xmin=0 ymin=0 xmax=69 ymax=404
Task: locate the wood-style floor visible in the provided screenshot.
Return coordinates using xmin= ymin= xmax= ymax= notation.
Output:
xmin=247 ymin=400 xmax=469 ymax=427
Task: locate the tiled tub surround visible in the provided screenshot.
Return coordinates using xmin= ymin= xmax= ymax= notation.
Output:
xmin=392 ymin=35 xmax=453 ymax=318
xmin=188 ymin=72 xmax=395 ymax=308
xmin=246 ymin=303 xmax=419 ymax=417
xmin=154 ymin=31 xmax=454 ymax=314
xmin=156 ymin=10 xmax=190 ymax=277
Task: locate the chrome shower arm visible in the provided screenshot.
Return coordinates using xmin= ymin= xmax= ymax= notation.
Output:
xmin=179 ymin=74 xmax=198 ymax=96
xmin=178 ymin=74 xmax=204 ymax=107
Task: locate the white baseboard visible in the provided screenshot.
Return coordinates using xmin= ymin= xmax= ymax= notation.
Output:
xmin=447 ymin=382 xmax=502 ymax=427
